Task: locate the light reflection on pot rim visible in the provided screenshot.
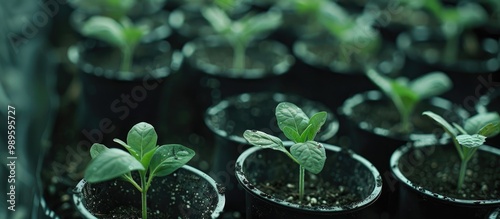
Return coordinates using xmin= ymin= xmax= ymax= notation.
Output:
xmin=490 ymin=207 xmax=500 ymax=219
xmin=235 ymin=143 xmax=383 ymax=213
xmin=390 ymin=142 xmax=500 ymax=206
xmin=182 ymin=36 xmax=295 ymax=79
xmin=204 ymin=92 xmax=340 ymax=144
xmin=72 ymin=165 xmax=226 ymax=219
xmin=338 ymin=90 xmax=470 ymax=142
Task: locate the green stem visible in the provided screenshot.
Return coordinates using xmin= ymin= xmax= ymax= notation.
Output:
xmin=123 ymin=174 xmax=142 ymax=192
xmin=299 ymin=166 xmax=305 ymax=201
xmin=140 ymin=172 xmax=148 ymax=219
xmin=457 ymin=159 xmax=469 ymax=191
xmin=233 ymin=42 xmax=246 ymax=72
xmin=121 ymin=47 xmax=133 ymax=72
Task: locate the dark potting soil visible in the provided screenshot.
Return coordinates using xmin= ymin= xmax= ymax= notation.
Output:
xmin=399 ymin=145 xmax=500 ymax=200
xmin=82 ymin=171 xmax=219 ymax=219
xmin=349 ymin=98 xmax=462 ymax=138
xmin=255 ymin=176 xmax=360 ymax=208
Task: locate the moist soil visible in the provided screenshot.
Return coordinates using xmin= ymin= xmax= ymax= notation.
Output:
xmin=348 ymin=98 xmax=463 ymax=139
xmin=398 ymin=145 xmax=500 ymax=200
xmin=255 ymin=177 xmax=360 ymax=209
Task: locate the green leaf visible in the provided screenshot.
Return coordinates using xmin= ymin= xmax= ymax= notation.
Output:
xmin=113 ymin=138 xmax=139 ymax=159
xmin=81 ymin=16 xmax=126 ymax=48
xmin=422 ymin=111 xmax=458 ymax=137
xmin=149 ymin=144 xmax=195 ymax=177
xmin=464 ymin=112 xmax=500 ymax=135
xmin=456 ymin=134 xmax=486 ymax=148
xmin=90 ymin=143 xmax=109 ymax=159
xmin=127 ymin=122 xmax=158 ymax=160
xmin=201 ymin=6 xmax=232 ymax=34
xmin=84 ymin=148 xmax=144 ymax=183
xmin=290 ymin=141 xmax=326 ymax=174
xmin=409 ymin=71 xmax=452 ymax=100
xmin=283 ymin=126 xmax=301 ymax=143
xmin=243 ymin=130 xmax=287 ymax=154
xmin=276 ymin=102 xmax=310 ymax=141
xmin=140 ymin=147 xmax=157 ymax=170
xmin=478 ymin=122 xmax=500 ymax=138
xmin=299 ymin=124 xmax=314 ymax=142
xmin=452 ymin=123 xmax=468 ymax=135
xmin=306 ymin=111 xmax=327 ymax=141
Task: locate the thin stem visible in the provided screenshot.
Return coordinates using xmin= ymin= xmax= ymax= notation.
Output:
xmin=140 ymin=171 xmax=148 ymax=219
xmin=298 ymin=166 xmax=305 ymax=201
xmin=121 ymin=47 xmax=133 ymax=72
xmin=122 ymin=174 xmax=142 ymax=192
xmin=457 ymin=159 xmax=469 ymax=191
xmin=232 ymin=42 xmax=246 ymax=72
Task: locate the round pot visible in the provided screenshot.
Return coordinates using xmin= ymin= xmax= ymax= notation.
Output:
xmin=293 ymin=32 xmax=405 ymax=76
xmin=182 ymin=36 xmax=295 ymax=108
xmin=73 ymin=165 xmax=225 ymax=218
xmin=390 ymin=142 xmax=500 ymax=219
xmin=67 ymin=39 xmax=183 ymax=147
xmin=204 ymin=92 xmax=339 ymax=214
xmin=396 ymin=26 xmax=500 ymax=76
xmin=235 ymin=143 xmax=383 ymax=219
xmin=69 ymin=9 xmax=172 ymax=44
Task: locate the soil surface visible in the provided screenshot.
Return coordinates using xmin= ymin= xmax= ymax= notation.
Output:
xmin=398 ymin=145 xmax=500 ymax=200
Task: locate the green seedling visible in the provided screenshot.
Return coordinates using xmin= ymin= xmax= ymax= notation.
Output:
xmin=69 ymin=0 xmax=137 ymax=20
xmin=366 ymin=68 xmax=452 ymax=133
xmin=243 ymin=102 xmax=327 ymax=201
xmin=84 ymin=122 xmax=195 ymax=219
xmin=201 ymin=5 xmax=282 ymax=71
xmin=422 ymin=111 xmax=500 ymax=190
xmin=81 ymin=16 xmax=149 ymax=72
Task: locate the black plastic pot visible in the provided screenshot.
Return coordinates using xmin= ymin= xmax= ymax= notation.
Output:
xmin=182 ymin=36 xmax=295 ymax=110
xmin=235 ymin=143 xmax=383 ymax=219
xmin=67 ymin=39 xmax=182 ymax=147
xmin=390 ymin=142 xmax=500 ymax=219
xmin=204 ymin=92 xmax=339 ymax=215
xmin=73 ymin=165 xmax=225 ymax=219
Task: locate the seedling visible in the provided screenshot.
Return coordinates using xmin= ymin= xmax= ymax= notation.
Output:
xmin=84 ymin=122 xmax=195 ymax=219
xmin=68 ymin=0 xmax=137 ymax=20
xmin=81 ymin=16 xmax=149 ymax=72
xmin=201 ymin=5 xmax=282 ymax=71
xmin=243 ymin=102 xmax=327 ymax=201
xmin=366 ymin=68 xmax=452 ymax=133
xmin=422 ymin=111 xmax=500 ymax=190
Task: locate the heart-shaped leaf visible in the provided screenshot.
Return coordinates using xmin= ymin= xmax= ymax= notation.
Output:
xmin=127 ymin=122 xmax=158 ymax=160
xmin=90 ymin=143 xmax=109 ymax=159
xmin=149 ymin=144 xmax=195 ymax=177
xmin=290 ymin=141 xmax=326 ymax=174
xmin=409 ymin=71 xmax=452 ymax=100
xmin=243 ymin=130 xmax=287 ymax=153
xmin=456 ymin=134 xmax=486 ymax=148
xmin=276 ymin=102 xmax=310 ymax=142
xmin=84 ymin=148 xmax=144 ymax=183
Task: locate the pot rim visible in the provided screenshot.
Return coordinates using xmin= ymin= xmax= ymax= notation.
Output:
xmin=182 ymin=36 xmax=295 ymax=79
xmin=396 ymin=25 xmax=500 ymax=74
xmin=67 ymin=39 xmax=182 ymax=81
xmin=390 ymin=141 xmax=500 ymax=205
xmin=338 ymin=90 xmax=470 ymax=141
xmin=72 ymin=165 xmax=226 ymax=219
xmin=204 ymin=92 xmax=339 ymax=144
xmin=235 ymin=142 xmax=383 ymax=213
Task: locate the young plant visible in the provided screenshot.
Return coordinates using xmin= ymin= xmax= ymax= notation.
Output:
xmin=366 ymin=68 xmax=452 ymax=133
xmin=84 ymin=122 xmax=195 ymax=219
xmin=81 ymin=16 xmax=149 ymax=72
xmin=69 ymin=0 xmax=137 ymax=20
xmin=243 ymin=102 xmax=327 ymax=201
xmin=201 ymin=5 xmax=282 ymax=71
xmin=422 ymin=111 xmax=500 ymax=190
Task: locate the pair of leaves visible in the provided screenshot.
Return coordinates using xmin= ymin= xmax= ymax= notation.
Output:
xmin=422 ymin=111 xmax=500 ymax=149
xmin=84 ymin=122 xmax=195 ymax=183
xmin=81 ymin=16 xmax=148 ymax=54
xmin=243 ymin=102 xmax=327 ymax=174
xmin=201 ymin=6 xmax=282 ymax=48
xmin=366 ymin=68 xmax=452 ymax=128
